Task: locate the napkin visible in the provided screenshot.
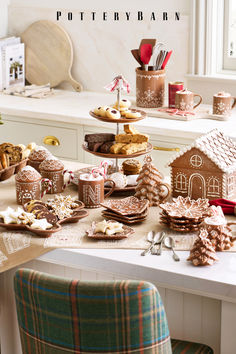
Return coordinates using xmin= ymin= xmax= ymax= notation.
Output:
xmin=209 ymin=199 xmax=236 ymax=215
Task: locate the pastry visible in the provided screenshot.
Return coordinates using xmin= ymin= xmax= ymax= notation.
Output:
xmin=100 ymin=141 xmax=115 ymax=153
xmin=22 ymin=148 xmax=31 ymax=159
xmin=109 ymin=172 xmax=127 ymax=188
xmin=116 ymin=134 xmax=149 ymax=144
xmin=125 ymin=110 xmax=142 ymax=119
xmin=115 ymin=99 xmax=131 ymax=109
xmin=120 ymin=143 xmax=147 ymax=155
xmin=0 ymin=143 xmax=13 ymax=154
xmin=5 ymin=145 xmax=23 ymax=165
xmin=88 ymin=142 xmax=104 ymax=152
xmin=93 ymin=107 xmax=103 ymax=115
xmin=105 ymin=108 xmax=121 ymax=119
xmin=26 ymin=142 xmax=37 ymax=151
xmin=94 ymin=220 xmax=124 ymax=235
xmin=124 ymin=124 xmax=139 ymax=135
xmin=18 ymin=212 xmax=36 ymax=225
xmin=110 ymin=143 xmax=126 ymax=154
xmin=85 ymin=133 xmax=115 ymax=143
xmin=122 ymin=159 xmax=141 ymax=175
xmin=0 ymin=152 xmax=9 ymax=169
xmin=99 ymin=106 xmax=111 ymax=117
xmin=9 ymin=207 xmax=25 ymax=222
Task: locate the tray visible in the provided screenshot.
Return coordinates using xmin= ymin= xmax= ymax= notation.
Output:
xmin=101 ymin=196 xmax=149 ymax=216
xmin=86 ymin=221 xmax=134 ymax=240
xmin=0 ymin=159 xmax=28 ymax=182
xmin=82 ymin=142 xmax=153 ymax=159
xmin=89 ymin=109 xmax=146 ymax=124
xmin=0 ymin=217 xmax=62 ymax=237
xmin=101 ymin=212 xmax=147 ymax=224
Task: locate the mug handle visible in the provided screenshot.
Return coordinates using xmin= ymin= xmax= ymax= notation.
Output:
xmin=104 ymin=179 xmax=116 ymax=198
xmin=231 ymin=97 xmax=236 ymax=110
xmin=41 ymin=178 xmax=52 ymax=198
xmin=193 ymin=94 xmax=202 ymax=109
xmin=159 ymin=182 xmax=171 ymax=203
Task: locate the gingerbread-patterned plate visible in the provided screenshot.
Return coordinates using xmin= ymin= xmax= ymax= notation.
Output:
xmin=0 ymin=218 xmax=62 ymax=237
xmin=101 ymin=196 xmax=149 ymax=216
xmin=86 ymin=221 xmax=134 ymax=240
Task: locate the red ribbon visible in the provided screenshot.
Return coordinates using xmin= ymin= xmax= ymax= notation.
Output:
xmin=104 ymin=75 xmax=130 ymax=93
xmin=209 ymin=199 xmax=236 ymax=215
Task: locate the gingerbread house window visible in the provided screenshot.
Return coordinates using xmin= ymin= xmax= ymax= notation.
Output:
xmin=175 ymin=174 xmax=187 ymax=191
xmin=190 ymin=155 xmax=202 ymax=168
xmin=228 ymin=176 xmax=234 ymax=194
xmin=208 ymin=177 xmax=220 ymax=195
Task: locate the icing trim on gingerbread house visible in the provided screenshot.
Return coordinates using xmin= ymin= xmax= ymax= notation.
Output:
xmin=167 ymin=129 xmax=236 ymax=173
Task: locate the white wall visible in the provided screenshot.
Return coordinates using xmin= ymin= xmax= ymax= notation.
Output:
xmin=0 ymin=0 xmax=10 ymax=37
xmin=7 ymin=0 xmax=190 ymax=93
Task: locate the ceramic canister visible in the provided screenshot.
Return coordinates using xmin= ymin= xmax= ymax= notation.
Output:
xmin=136 ymin=67 xmax=165 ymax=108
xmin=175 ymin=89 xmax=202 ymax=111
xmin=213 ymin=91 xmax=236 ymax=116
xmin=168 ymin=82 xmax=184 ymax=108
xmin=39 ymin=157 xmax=65 ymax=194
xmin=28 ymin=146 xmax=52 ymax=172
xmin=15 ymin=166 xmax=42 ymax=205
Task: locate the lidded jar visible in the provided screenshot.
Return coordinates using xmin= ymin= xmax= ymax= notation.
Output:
xmin=39 ymin=156 xmax=65 ymax=194
xmin=28 ymin=146 xmax=52 ymax=172
xmin=15 ymin=166 xmax=42 ymax=204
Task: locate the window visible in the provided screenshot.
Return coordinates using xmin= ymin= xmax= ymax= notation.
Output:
xmin=228 ymin=175 xmax=234 ymax=194
xmin=190 ymin=155 xmax=202 ymax=168
xmin=176 ymin=174 xmax=187 ymax=191
xmin=208 ymin=177 xmax=220 ymax=195
xmin=223 ymin=0 xmax=236 ymax=70
xmin=190 ymin=0 xmax=236 ymax=76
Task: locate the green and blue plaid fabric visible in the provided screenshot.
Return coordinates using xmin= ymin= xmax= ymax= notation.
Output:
xmin=171 ymin=339 xmax=213 ymax=353
xmin=14 ymin=269 xmax=172 ymax=353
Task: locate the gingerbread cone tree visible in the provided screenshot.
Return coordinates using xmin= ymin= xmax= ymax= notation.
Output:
xmin=135 ymin=155 xmax=170 ymax=206
xmin=187 ymin=229 xmax=219 ymax=266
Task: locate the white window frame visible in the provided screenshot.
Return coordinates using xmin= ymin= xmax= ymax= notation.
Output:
xmin=223 ymin=0 xmax=236 ymax=70
xmin=189 ymin=0 xmax=236 ymax=77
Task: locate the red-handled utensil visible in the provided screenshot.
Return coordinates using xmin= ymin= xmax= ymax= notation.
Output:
xmin=140 ymin=43 xmax=152 ymax=71
xmin=161 ymin=50 xmax=173 ymax=70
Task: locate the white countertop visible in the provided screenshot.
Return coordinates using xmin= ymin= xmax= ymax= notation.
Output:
xmin=1 ymin=90 xmax=236 ymax=139
xmin=38 ymin=247 xmax=236 ymax=303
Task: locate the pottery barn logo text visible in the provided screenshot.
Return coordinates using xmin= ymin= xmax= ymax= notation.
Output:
xmin=56 ymin=11 xmax=181 ymax=22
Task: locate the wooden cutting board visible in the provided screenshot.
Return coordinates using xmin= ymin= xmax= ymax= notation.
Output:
xmin=21 ymin=20 xmax=83 ymax=91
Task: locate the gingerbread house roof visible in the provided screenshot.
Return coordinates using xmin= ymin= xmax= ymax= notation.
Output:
xmin=168 ymin=129 xmax=236 ymax=173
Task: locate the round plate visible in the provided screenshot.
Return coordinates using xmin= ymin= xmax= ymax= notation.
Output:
xmin=82 ymin=142 xmax=153 ymax=159
xmin=89 ymin=109 xmax=146 ymax=123
xmin=104 ymin=185 xmax=136 ymax=193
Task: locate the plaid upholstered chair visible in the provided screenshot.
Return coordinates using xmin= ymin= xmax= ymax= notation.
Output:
xmin=14 ymin=269 xmax=213 ymax=353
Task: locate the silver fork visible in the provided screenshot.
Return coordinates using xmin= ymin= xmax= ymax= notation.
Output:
xmin=141 ymin=231 xmax=159 ymax=256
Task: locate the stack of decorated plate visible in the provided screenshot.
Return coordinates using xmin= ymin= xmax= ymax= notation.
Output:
xmin=159 ymin=196 xmax=211 ymax=232
xmin=101 ymin=196 xmax=149 ymax=224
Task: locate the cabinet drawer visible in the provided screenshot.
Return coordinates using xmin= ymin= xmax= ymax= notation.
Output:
xmin=150 ymin=139 xmax=186 ymax=176
xmin=0 ymin=120 xmax=78 ymax=160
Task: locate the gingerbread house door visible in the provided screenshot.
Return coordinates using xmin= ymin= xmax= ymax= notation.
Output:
xmin=188 ymin=173 xmax=206 ymax=199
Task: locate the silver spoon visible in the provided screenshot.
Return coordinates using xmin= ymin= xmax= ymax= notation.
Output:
xmin=141 ymin=231 xmax=160 ymax=256
xmin=152 ymin=232 xmax=166 ymax=255
xmin=164 ymin=236 xmax=180 ymax=261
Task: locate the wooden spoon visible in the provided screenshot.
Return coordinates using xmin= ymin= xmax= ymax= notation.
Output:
xmin=131 ymin=49 xmax=143 ymax=66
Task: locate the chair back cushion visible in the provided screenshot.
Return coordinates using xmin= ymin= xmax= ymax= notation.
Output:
xmin=14 ymin=268 xmax=172 ymax=353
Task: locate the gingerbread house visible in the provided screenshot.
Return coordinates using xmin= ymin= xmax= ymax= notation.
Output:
xmin=168 ymin=129 xmax=236 ymax=200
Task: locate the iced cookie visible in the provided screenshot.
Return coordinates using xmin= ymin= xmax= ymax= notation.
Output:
xmin=106 ymin=108 xmax=121 ymax=119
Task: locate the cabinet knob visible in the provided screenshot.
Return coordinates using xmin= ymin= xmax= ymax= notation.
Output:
xmin=153 ymin=146 xmax=180 ymax=152
xmin=43 ymin=136 xmax=60 ymax=146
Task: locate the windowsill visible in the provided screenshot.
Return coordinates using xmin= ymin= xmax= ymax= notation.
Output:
xmin=186 ymin=73 xmax=236 ymax=83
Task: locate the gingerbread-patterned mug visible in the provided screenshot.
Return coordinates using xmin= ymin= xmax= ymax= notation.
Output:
xmin=213 ymin=91 xmax=236 ymax=116
xmin=78 ymin=173 xmax=115 ymax=208
xmin=175 ymin=89 xmax=202 ymax=111
xmin=15 ymin=166 xmax=52 ymax=205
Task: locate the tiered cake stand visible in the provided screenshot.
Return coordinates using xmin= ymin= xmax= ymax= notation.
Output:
xmin=82 ymin=109 xmax=153 ymax=193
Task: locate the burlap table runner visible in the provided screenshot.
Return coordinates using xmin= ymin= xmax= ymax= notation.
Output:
xmin=0 ymin=162 xmax=235 ymax=273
